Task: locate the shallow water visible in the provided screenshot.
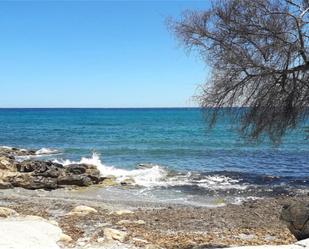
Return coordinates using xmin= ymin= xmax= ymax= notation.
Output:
xmin=0 ymin=108 xmax=308 ymax=206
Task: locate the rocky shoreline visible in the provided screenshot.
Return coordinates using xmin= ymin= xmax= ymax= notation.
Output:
xmin=0 ymin=146 xmax=308 ymax=248
xmin=0 ymin=146 xmax=107 ymax=189
xmin=0 ymin=188 xmax=306 ymax=249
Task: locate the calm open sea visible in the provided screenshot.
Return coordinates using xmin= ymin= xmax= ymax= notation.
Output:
xmin=0 ymin=108 xmax=308 ymax=206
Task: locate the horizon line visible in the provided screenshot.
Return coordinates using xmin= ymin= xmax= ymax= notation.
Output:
xmin=0 ymin=106 xmax=200 ymax=109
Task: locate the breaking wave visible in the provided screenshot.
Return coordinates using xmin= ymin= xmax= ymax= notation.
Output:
xmin=53 ymin=153 xmax=247 ymax=190
xmin=35 ymin=148 xmax=58 ymax=155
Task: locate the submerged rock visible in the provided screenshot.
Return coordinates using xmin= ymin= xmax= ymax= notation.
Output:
xmin=120 ymin=177 xmax=135 ymax=186
xmin=281 ymin=202 xmax=309 ymax=240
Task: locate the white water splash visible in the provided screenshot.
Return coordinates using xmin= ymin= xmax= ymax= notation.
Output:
xmin=53 ymin=153 xmax=247 ymax=190
xmin=15 ymin=148 xmax=59 ymax=161
xmin=35 ymin=148 xmax=58 ymax=155
xmin=54 ymin=153 xmax=167 ymax=187
xmin=0 ymin=146 xmax=13 ymax=149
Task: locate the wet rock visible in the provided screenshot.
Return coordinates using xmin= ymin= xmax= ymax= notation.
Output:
xmin=57 ymin=163 xmax=102 ymax=187
xmin=281 ymin=202 xmax=309 ymax=240
xmin=100 ymin=176 xmax=118 ymax=187
xmin=120 ymin=177 xmax=135 ymax=186
xmin=0 ymin=207 xmax=18 ymax=218
xmin=103 ymin=228 xmax=128 ymax=242
xmin=66 ymin=164 xmax=87 ymax=174
xmin=136 ymin=163 xmax=154 ymax=169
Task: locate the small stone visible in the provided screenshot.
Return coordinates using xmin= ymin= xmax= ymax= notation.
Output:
xmin=58 ymin=233 xmax=73 ymax=244
xmin=97 ymin=237 xmax=105 ymax=243
xmin=112 ymin=209 xmax=134 ymax=215
xmin=132 ymin=237 xmax=149 ymax=244
xmin=135 ymin=220 xmax=146 ymax=225
xmin=48 ymin=219 xmax=59 ymax=227
xmin=0 ymin=207 xmax=18 ymax=218
xmin=145 ymin=244 xmax=162 ymax=249
xmin=237 ymin=233 xmax=255 ymax=240
xmin=66 ymin=205 xmax=98 ymax=216
xmin=104 ymin=228 xmax=128 ymax=242
xmin=117 ymin=219 xmax=145 ymax=225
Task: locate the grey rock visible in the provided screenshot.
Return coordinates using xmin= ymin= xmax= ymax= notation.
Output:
xmin=0 ymin=147 xmax=103 ymax=190
xmin=281 ymin=201 xmax=309 ymax=240
xmin=57 ymin=175 xmax=93 ymax=187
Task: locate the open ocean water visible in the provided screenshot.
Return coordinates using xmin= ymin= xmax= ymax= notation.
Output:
xmin=0 ymin=108 xmax=308 ymax=206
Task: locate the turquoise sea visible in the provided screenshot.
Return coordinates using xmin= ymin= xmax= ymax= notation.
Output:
xmin=0 ymin=108 xmax=308 ymax=205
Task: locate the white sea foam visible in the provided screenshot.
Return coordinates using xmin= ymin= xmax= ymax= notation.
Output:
xmin=0 ymin=146 xmax=13 ymax=149
xmin=35 ymin=148 xmax=58 ymax=155
xmin=53 ymin=153 xmax=247 ymax=190
xmin=54 ymin=153 xmax=168 ymax=187
xmin=15 ymin=148 xmax=59 ymax=161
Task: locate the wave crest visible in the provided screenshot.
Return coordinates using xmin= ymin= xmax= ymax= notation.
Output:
xmin=53 ymin=153 xmax=246 ymax=190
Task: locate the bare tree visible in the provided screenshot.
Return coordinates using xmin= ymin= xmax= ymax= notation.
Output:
xmin=170 ymin=0 xmax=309 ymax=143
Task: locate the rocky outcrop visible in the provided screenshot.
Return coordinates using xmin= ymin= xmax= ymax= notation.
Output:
xmin=0 ymin=147 xmax=103 ymax=190
xmin=0 ymin=146 xmax=36 ymax=157
xmin=281 ymin=202 xmax=309 ymax=240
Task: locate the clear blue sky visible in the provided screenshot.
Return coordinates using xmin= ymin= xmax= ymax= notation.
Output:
xmin=0 ymin=1 xmax=210 ymax=108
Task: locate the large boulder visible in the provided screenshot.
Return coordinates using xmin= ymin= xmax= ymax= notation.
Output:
xmin=65 ymin=164 xmax=101 ymax=183
xmin=281 ymin=201 xmax=309 ymax=240
xmin=57 ymin=174 xmax=92 ymax=187
xmin=10 ymin=174 xmax=58 ymax=190
xmin=0 ymin=216 xmax=63 ymax=249
xmin=17 ymin=160 xmax=63 ymax=176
